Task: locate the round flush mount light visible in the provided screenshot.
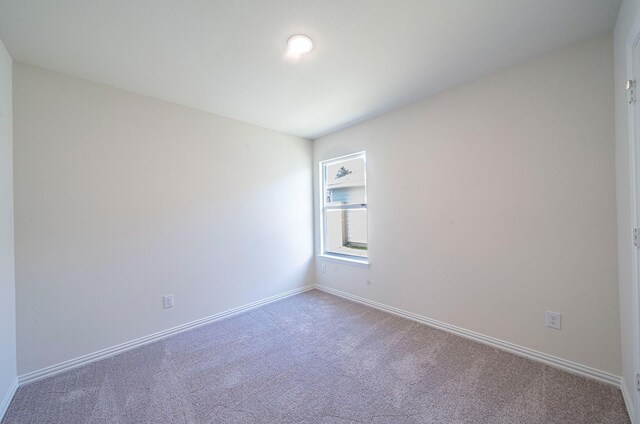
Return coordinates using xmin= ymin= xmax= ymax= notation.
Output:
xmin=287 ymin=34 xmax=313 ymax=55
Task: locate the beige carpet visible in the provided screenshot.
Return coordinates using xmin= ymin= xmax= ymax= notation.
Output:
xmin=2 ymin=289 xmax=631 ymax=423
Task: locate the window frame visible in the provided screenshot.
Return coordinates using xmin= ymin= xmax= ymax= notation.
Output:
xmin=318 ymin=151 xmax=369 ymax=267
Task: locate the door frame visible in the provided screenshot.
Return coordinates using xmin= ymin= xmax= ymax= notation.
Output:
xmin=626 ymin=15 xmax=640 ymax=423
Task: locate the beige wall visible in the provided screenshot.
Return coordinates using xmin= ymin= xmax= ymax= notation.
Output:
xmin=314 ymin=36 xmax=621 ymax=375
xmin=614 ymin=0 xmax=640 ymax=416
xmin=0 ymin=39 xmax=16 ymax=412
xmin=12 ymin=63 xmax=314 ymax=374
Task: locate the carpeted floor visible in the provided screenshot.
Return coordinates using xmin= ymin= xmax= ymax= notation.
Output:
xmin=2 ymin=289 xmax=631 ymax=423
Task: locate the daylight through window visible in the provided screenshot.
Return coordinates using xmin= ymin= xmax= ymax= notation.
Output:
xmin=321 ymin=152 xmax=368 ymax=259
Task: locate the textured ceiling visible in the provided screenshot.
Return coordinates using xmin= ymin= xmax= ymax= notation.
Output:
xmin=0 ymin=0 xmax=622 ymax=138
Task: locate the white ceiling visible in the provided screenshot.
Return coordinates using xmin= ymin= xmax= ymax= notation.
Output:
xmin=0 ymin=0 xmax=622 ymax=139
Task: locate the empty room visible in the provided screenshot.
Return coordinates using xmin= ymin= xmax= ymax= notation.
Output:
xmin=2 ymin=0 xmax=640 ymax=423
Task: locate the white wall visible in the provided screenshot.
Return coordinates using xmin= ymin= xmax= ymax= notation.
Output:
xmin=314 ymin=36 xmax=621 ymax=375
xmin=12 ymin=63 xmax=314 ymax=375
xmin=0 ymin=38 xmax=17 ymax=411
xmin=614 ymin=0 xmax=640 ymax=413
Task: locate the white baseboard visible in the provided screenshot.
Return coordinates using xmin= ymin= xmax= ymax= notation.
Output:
xmin=12 ymin=283 xmax=634 ymax=421
xmin=0 ymin=377 xmax=18 ymax=422
xmin=313 ymin=284 xmax=622 ymax=388
xmin=18 ymin=285 xmax=315 ymax=385
xmin=621 ymin=378 xmax=636 ymax=424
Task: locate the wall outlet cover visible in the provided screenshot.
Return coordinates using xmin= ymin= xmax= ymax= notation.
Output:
xmin=545 ymin=311 xmax=561 ymax=330
xmin=163 ymin=294 xmax=174 ymax=309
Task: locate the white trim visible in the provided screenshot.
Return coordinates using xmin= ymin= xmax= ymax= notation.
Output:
xmin=319 ymin=151 xmax=369 ymax=263
xmin=623 ymin=378 xmax=637 ymax=424
xmin=5 ymin=284 xmax=633 ymax=420
xmin=627 ymin=14 xmax=640 ymax=423
xmin=18 ymin=285 xmax=314 ymax=385
xmin=313 ymin=284 xmax=622 ymax=387
xmin=0 ymin=378 xmax=18 ymax=422
xmin=317 ymin=254 xmax=370 ymax=269
xmin=321 ymin=151 xmax=367 ymax=167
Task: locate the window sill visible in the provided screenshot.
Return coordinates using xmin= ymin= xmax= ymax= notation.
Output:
xmin=317 ymin=254 xmax=370 ymax=269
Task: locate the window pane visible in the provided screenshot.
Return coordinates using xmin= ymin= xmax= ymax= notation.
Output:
xmin=325 ymin=157 xmax=365 ymax=189
xmin=325 ymin=208 xmax=368 ymax=258
xmin=321 ymin=152 xmax=368 ymax=260
xmin=326 ymin=185 xmax=365 ymax=206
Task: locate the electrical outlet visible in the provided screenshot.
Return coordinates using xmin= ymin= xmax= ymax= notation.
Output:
xmin=163 ymin=294 xmax=174 ymax=309
xmin=545 ymin=311 xmax=561 ymax=330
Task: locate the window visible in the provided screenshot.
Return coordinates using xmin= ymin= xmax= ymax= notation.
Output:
xmin=320 ymin=152 xmax=368 ymax=260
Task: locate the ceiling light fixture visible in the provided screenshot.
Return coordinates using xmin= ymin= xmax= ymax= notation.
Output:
xmin=287 ymin=34 xmax=314 ymax=55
